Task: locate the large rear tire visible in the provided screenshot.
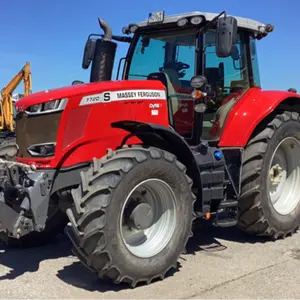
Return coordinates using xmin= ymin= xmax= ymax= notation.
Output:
xmin=238 ymin=110 xmax=300 ymax=239
xmin=66 ymin=145 xmax=196 ymax=287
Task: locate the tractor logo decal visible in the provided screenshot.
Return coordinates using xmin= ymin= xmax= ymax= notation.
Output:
xmin=149 ymin=103 xmax=161 ymax=116
xmin=149 ymin=103 xmax=161 ymax=109
xmin=80 ymin=89 xmax=166 ymax=106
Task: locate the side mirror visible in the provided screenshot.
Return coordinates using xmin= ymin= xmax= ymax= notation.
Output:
xmin=190 ymin=75 xmax=208 ymax=90
xmin=216 ymin=16 xmax=238 ymax=58
xmin=82 ymin=39 xmax=97 ymax=69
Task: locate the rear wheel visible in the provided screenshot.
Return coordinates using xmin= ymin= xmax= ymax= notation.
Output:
xmin=238 ymin=110 xmax=300 ymax=239
xmin=66 ymin=145 xmax=196 ymax=287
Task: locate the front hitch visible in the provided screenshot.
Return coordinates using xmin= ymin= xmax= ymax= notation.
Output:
xmin=0 ymin=159 xmax=54 ymax=239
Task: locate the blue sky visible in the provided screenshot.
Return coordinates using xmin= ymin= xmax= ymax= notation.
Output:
xmin=1 ymin=0 xmax=299 ymax=94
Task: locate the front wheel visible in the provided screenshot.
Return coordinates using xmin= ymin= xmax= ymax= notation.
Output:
xmin=238 ymin=110 xmax=300 ymax=239
xmin=66 ymin=145 xmax=196 ymax=287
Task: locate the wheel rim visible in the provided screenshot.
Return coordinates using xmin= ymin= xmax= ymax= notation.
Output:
xmin=268 ymin=136 xmax=300 ymax=215
xmin=120 ymin=178 xmax=177 ymax=258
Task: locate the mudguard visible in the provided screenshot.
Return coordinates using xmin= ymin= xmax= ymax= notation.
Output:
xmin=111 ymin=120 xmax=202 ymax=188
xmin=219 ymin=88 xmax=300 ymax=147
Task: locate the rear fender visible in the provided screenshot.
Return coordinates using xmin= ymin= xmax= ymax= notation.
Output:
xmin=111 ymin=120 xmax=202 ymax=190
xmin=219 ymin=88 xmax=300 ymax=147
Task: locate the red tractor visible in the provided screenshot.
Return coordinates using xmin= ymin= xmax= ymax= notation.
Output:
xmin=0 ymin=10 xmax=299 ymax=288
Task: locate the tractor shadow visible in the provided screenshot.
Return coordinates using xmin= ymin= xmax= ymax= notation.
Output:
xmin=0 ymin=233 xmax=72 ymax=281
xmin=55 ymin=226 xmax=177 ymax=292
xmin=0 ymin=227 xmax=134 ymax=293
xmin=0 ymin=223 xmax=271 ymax=293
xmin=185 ymin=221 xmax=270 ymax=255
xmin=55 ymin=224 xmax=271 ymax=293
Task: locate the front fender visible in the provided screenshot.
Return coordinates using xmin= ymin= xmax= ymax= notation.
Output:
xmin=111 ymin=120 xmax=202 ymax=188
xmin=111 ymin=120 xmax=194 ymax=159
xmin=219 ymin=88 xmax=300 ymax=147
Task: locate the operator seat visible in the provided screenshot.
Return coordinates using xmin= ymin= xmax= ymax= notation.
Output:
xmin=147 ymin=70 xmax=181 ymax=114
xmin=162 ymin=69 xmax=182 ymax=88
xmin=230 ymin=79 xmax=247 ymax=93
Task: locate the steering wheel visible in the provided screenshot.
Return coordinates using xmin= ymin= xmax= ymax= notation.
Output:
xmin=175 ymin=61 xmax=190 ymax=71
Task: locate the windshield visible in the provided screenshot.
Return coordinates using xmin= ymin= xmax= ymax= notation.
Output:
xmin=125 ymin=26 xmax=250 ymax=142
xmin=127 ymin=29 xmax=196 ymax=87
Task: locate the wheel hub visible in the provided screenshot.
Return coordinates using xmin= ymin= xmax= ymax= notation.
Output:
xmin=269 ymin=163 xmax=283 ymax=185
xmin=268 ymin=137 xmax=300 ymax=215
xmin=120 ymin=178 xmax=177 ymax=258
xmin=128 ymin=202 xmax=154 ymax=230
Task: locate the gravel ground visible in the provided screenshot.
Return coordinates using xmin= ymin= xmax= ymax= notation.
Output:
xmin=0 ymin=225 xmax=300 ymax=299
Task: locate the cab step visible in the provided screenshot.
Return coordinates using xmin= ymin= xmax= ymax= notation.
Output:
xmin=218 ymin=200 xmax=238 ymax=209
xmin=214 ymin=218 xmax=237 ymax=227
xmin=213 ymin=199 xmax=238 ymax=227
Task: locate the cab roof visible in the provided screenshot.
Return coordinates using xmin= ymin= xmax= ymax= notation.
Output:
xmin=137 ymin=11 xmax=268 ymax=34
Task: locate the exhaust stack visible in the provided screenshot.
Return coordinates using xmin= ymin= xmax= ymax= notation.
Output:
xmin=82 ymin=18 xmax=117 ymax=83
xmin=90 ymin=18 xmax=117 ymax=82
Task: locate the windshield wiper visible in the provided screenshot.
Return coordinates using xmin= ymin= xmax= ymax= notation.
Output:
xmin=199 ymin=10 xmax=226 ymax=33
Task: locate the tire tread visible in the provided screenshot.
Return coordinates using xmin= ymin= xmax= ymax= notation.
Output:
xmin=238 ymin=110 xmax=300 ymax=239
xmin=66 ymin=145 xmax=196 ymax=287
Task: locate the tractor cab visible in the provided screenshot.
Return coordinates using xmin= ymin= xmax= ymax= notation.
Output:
xmin=82 ymin=11 xmax=273 ymax=145
xmin=120 ymin=11 xmax=273 ymax=144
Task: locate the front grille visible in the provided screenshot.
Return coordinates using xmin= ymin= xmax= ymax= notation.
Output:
xmin=16 ymin=111 xmax=62 ymax=158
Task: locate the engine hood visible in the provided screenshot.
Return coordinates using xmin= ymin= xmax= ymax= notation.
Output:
xmin=16 ymin=79 xmax=166 ymax=110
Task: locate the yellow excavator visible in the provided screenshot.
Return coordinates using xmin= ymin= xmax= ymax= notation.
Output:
xmin=0 ymin=62 xmax=32 ymax=140
xmin=0 ymin=62 xmax=32 ymax=158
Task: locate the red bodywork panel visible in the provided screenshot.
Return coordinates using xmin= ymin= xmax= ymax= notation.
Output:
xmin=219 ymin=88 xmax=300 ymax=147
xmin=16 ymin=80 xmax=169 ymax=168
xmin=15 ymin=80 xmax=300 ymax=170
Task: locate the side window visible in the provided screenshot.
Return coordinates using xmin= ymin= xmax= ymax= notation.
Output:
xmin=202 ymin=30 xmax=250 ymax=141
xmin=249 ymin=36 xmax=261 ymax=87
xmin=204 ymin=35 xmax=246 ymax=89
xmin=175 ymin=45 xmax=195 ymax=86
xmin=169 ymin=39 xmax=196 ymax=139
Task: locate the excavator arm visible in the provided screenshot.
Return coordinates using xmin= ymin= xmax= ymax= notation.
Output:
xmin=0 ymin=62 xmax=32 ymax=132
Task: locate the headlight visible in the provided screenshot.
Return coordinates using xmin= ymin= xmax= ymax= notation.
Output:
xmin=30 ymin=104 xmax=42 ymax=113
xmin=27 ymin=142 xmax=56 ymax=157
xmin=43 ymin=100 xmax=58 ymax=111
xmin=25 ymin=98 xmax=68 ymax=115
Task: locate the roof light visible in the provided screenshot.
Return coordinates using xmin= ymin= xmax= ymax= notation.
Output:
xmin=190 ymin=16 xmax=204 ymax=25
xmin=129 ymin=24 xmax=138 ymax=33
xmin=177 ymin=18 xmax=188 ymax=27
xmin=122 ymin=26 xmax=129 ymax=34
xmin=265 ymin=24 xmax=274 ymax=33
